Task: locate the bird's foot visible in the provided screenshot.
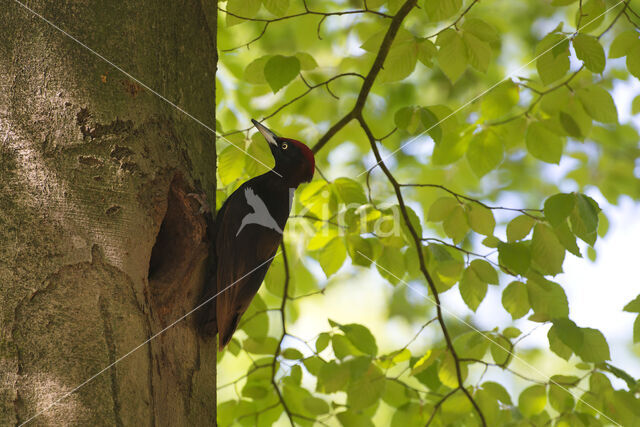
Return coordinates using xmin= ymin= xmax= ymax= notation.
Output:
xmin=187 ymin=192 xmax=211 ymax=215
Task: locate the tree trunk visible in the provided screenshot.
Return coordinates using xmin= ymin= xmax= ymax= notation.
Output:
xmin=0 ymin=1 xmax=218 ymax=425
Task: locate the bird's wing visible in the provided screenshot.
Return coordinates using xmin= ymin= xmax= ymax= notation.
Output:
xmin=215 ymin=187 xmax=282 ymax=349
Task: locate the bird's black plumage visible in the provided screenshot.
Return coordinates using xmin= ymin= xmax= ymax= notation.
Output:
xmin=200 ymin=120 xmax=314 ymax=349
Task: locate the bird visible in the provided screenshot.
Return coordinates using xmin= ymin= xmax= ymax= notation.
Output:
xmin=200 ymin=119 xmax=315 ymax=349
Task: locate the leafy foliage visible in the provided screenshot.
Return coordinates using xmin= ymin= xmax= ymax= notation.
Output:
xmin=215 ymin=0 xmax=640 ymax=425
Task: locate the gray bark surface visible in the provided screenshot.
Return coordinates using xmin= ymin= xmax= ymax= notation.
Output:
xmin=0 ymin=1 xmax=218 ymax=425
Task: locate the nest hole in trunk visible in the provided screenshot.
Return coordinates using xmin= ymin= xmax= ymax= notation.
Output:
xmin=148 ymin=173 xmax=210 ymax=319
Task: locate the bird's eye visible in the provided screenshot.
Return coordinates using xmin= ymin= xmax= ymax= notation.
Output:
xmin=281 ymin=142 xmax=288 ymax=150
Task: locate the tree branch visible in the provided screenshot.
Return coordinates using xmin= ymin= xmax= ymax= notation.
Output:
xmin=312 ymin=0 xmax=418 ymax=154
xmin=356 ymin=116 xmax=487 ymax=426
xmin=271 ymin=242 xmax=294 ymax=426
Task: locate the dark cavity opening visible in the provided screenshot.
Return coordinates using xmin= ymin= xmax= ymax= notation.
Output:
xmin=148 ymin=174 xmax=209 ymax=312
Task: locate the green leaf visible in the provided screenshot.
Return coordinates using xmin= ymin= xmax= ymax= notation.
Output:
xmin=411 ymin=350 xmax=435 ymax=375
xmin=609 ymin=30 xmax=640 ymax=58
xmin=507 ymin=215 xmax=536 ymax=242
xmin=536 ymin=33 xmax=570 ymax=85
xmin=379 ymin=349 xmax=411 ymax=369
xmin=503 ymin=327 xmax=522 ymax=339
xmin=317 ymin=361 xmax=349 ymax=393
xmin=420 ymin=107 xmax=443 ymax=144
xmin=243 ymin=336 xmax=279 ymax=354
xmin=218 ymin=144 xmax=246 ymax=186
xmin=338 ymin=323 xmax=378 ymax=356
xmin=331 ymin=334 xmax=358 ymax=359
xmin=531 ymin=223 xmax=565 ymax=275
xmin=436 ymin=29 xmax=468 ymax=83
xmin=425 ymin=0 xmax=462 ymax=21
xmin=241 ymin=296 xmax=270 ymax=338
xmin=552 ymin=318 xmax=583 ymax=351
xmin=303 ymin=357 xmax=323 ymax=376
xmin=549 ymin=384 xmax=575 ymax=412
xmin=303 ymin=397 xmax=329 ymax=415
xmin=463 ymin=31 xmax=492 ymax=73
xmin=428 ymin=197 xmax=458 ymax=222
xmin=395 ymin=106 xmax=422 ymax=134
xmin=623 ymin=295 xmax=640 ymax=313
xmin=336 ymin=411 xmax=375 ymax=427
xmin=466 ymin=204 xmax=496 ymax=236
xmin=348 ymin=236 xmax=375 ymax=267
xmin=469 ymin=259 xmax=499 ymax=284
xmin=443 ymin=204 xmax=469 ymax=243
xmin=347 ymin=364 xmax=386 ymax=410
xmin=475 ymin=389 xmax=500 ymax=426
xmin=376 ymin=245 xmax=406 ymax=284
xmin=490 ymin=334 xmax=511 ymax=365
xmin=226 ymin=0 xmax=261 ymax=26
xmin=394 ymin=106 xmax=442 ymax=143
xmin=632 ymin=95 xmax=640 ymax=115
xmin=482 ymin=381 xmax=512 ymax=405
xmin=333 ymin=177 xmax=367 ymax=205
xmin=600 ymin=364 xmax=637 ymax=389
xmin=481 ymin=80 xmax=519 ymax=120
xmin=559 ymin=111 xmax=583 ymax=138
xmin=576 ymin=0 xmax=605 ymax=32
xmin=417 ymin=39 xmax=437 ymax=67
xmin=548 ymin=324 xmax=573 ymax=360
xmin=634 ymin=315 xmax=640 ymax=344
xmin=380 ymin=37 xmax=419 ymax=82
xmin=518 ymin=385 xmax=547 ymax=417
xmin=382 ymin=380 xmax=412 ymax=408
xmin=453 ymin=332 xmax=489 ymax=359
xmin=573 ymin=33 xmax=605 ymax=73
xmin=438 ymin=352 xmax=466 ymax=388
xmin=502 ymin=281 xmax=530 ymax=319
xmin=576 ymin=328 xmax=610 ymax=362
xmin=282 ymin=348 xmax=303 ymax=360
xmin=552 ymin=220 xmax=581 ymax=257
xmin=318 ymin=237 xmax=346 ymax=277
xmin=577 ymin=85 xmax=618 ymax=123
xmin=460 ymin=266 xmax=488 ymax=311
xmin=569 ymin=194 xmax=600 ymax=245
xmin=316 ymin=333 xmax=330 ymax=353
xmin=466 ymin=129 xmax=504 ymax=177
xmin=244 ymin=55 xmax=271 ymax=84
xmin=627 ymin=49 xmax=640 ymax=79
xmin=525 ymin=120 xmax=564 ymax=164
xmin=498 ymin=242 xmax=531 ymax=276
xmin=391 ymin=403 xmax=424 ymax=426
xmin=242 ymin=383 xmax=269 ymax=399
xmin=400 ymin=206 xmax=423 ymax=244
xmin=462 ymin=18 xmax=499 ymax=43
xmin=264 ymin=55 xmax=300 ymax=93
xmin=544 ymin=193 xmax=576 ymax=226
xmin=527 ymin=276 xmax=569 ymax=321
xmin=295 ymin=52 xmax=318 ymax=70
xmin=263 ymin=0 xmax=289 ymax=16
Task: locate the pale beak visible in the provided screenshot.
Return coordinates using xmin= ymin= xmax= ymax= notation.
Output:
xmin=252 ymin=119 xmax=278 ymax=146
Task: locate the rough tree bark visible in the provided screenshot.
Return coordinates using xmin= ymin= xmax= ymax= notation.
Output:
xmin=0 ymin=1 xmax=218 ymax=425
